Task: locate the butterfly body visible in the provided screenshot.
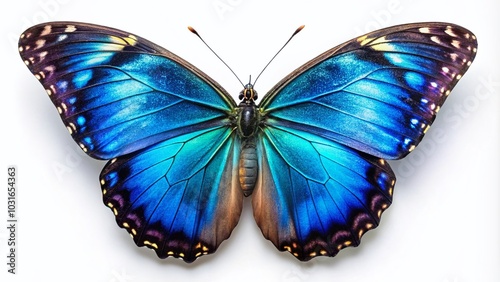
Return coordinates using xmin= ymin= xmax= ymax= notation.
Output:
xmin=19 ymin=22 xmax=477 ymax=262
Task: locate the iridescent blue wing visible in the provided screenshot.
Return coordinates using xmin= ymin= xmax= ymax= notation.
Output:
xmin=253 ymin=125 xmax=395 ymax=260
xmin=254 ymin=23 xmax=477 ymax=260
xmin=259 ymin=23 xmax=477 ymax=160
xmin=101 ymin=126 xmax=242 ymax=262
xmin=18 ymin=22 xmax=243 ymax=262
xmin=18 ymin=22 xmax=236 ymax=160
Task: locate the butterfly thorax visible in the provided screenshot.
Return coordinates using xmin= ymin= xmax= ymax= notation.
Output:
xmin=236 ymin=83 xmax=259 ymax=138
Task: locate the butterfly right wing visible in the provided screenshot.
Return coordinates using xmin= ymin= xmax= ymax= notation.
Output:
xmin=19 ymin=22 xmax=237 ymax=160
xmin=101 ymin=126 xmax=243 ymax=262
xmin=252 ymin=22 xmax=477 ymax=261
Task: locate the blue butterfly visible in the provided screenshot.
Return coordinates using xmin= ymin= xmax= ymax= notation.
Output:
xmin=19 ymin=22 xmax=477 ymax=262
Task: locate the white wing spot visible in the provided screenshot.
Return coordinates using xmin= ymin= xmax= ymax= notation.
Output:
xmin=358 ymin=229 xmax=365 ymax=239
xmin=35 ymin=39 xmax=46 ymax=49
xmin=41 ymin=25 xmax=52 ymax=36
xmin=39 ymin=51 xmax=48 ymax=62
xmin=445 ymin=27 xmax=458 ymax=37
xmin=65 ymin=25 xmax=77 ymax=33
xmin=442 ymin=67 xmax=450 ymax=73
xmin=61 ymin=102 xmax=68 ymax=113
xmin=431 ymin=36 xmax=441 ymax=44
xmin=144 ymin=241 xmax=158 ymax=249
xmin=419 ymin=27 xmax=431 ymax=33
xmin=456 ymin=74 xmax=462 ymax=80
xmin=49 ymin=84 xmax=57 ymax=94
xmin=79 ymin=142 xmax=88 ymax=152
xmin=451 ymin=40 xmax=461 ymax=49
xmin=124 ymin=34 xmax=138 ymax=46
xmin=371 ymin=36 xmax=388 ymax=45
xmin=57 ymin=34 xmax=68 ymax=42
xmin=357 ymin=35 xmax=370 ymax=46
xmin=45 ymin=65 xmax=56 ymax=76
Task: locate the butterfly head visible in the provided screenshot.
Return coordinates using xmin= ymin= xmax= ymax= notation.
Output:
xmin=239 ymin=83 xmax=258 ymax=103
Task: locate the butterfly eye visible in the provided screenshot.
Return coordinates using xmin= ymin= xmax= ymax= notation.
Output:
xmin=239 ymin=83 xmax=258 ymax=101
xmin=245 ymin=88 xmax=258 ymax=101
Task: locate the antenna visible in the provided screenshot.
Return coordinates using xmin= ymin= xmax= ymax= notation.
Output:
xmin=188 ymin=26 xmax=245 ymax=87
xmin=253 ymin=25 xmax=305 ymax=86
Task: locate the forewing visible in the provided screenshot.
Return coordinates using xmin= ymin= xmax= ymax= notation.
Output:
xmin=19 ymin=22 xmax=236 ymax=160
xmin=253 ymin=125 xmax=395 ymax=261
xmin=101 ymin=126 xmax=243 ymax=262
xmin=259 ymin=23 xmax=477 ymax=159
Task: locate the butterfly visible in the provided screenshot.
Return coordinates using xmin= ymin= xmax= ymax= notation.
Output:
xmin=18 ymin=21 xmax=477 ymax=262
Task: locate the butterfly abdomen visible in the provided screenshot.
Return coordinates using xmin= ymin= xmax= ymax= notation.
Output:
xmin=239 ymin=138 xmax=258 ymax=196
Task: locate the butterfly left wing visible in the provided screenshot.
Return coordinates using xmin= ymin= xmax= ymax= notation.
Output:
xmin=101 ymin=126 xmax=243 ymax=262
xmin=19 ymin=22 xmax=236 ymax=160
xmin=253 ymin=125 xmax=395 ymax=261
xmin=19 ymin=22 xmax=243 ymax=262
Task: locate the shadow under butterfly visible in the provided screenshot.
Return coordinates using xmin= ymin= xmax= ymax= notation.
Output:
xmin=18 ymin=22 xmax=477 ymax=262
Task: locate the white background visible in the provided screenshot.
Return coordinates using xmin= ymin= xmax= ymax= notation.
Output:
xmin=1 ymin=0 xmax=499 ymax=281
